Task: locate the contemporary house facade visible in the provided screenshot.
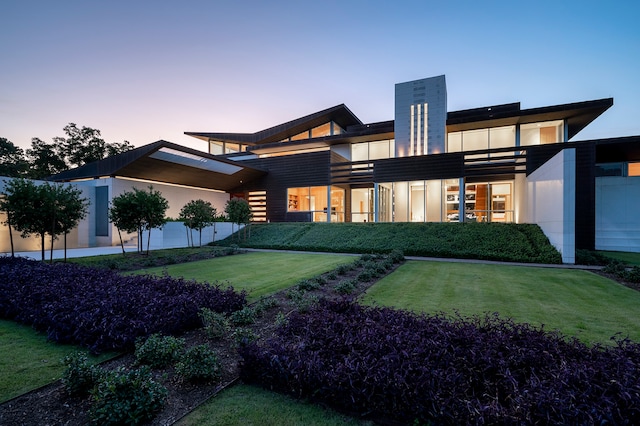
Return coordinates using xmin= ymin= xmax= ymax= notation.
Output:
xmin=35 ymin=75 xmax=640 ymax=262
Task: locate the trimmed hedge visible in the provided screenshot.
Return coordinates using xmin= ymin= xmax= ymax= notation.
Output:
xmin=240 ymin=300 xmax=640 ymax=424
xmin=218 ymin=222 xmax=562 ymax=264
xmin=0 ymin=256 xmax=247 ymax=353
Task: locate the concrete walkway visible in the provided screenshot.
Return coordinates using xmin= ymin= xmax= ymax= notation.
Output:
xmin=5 ymin=245 xmax=140 ymax=260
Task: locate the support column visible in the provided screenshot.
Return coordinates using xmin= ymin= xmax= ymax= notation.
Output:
xmin=374 ymin=183 xmax=379 ymax=223
xmin=459 ymin=178 xmax=465 ymax=223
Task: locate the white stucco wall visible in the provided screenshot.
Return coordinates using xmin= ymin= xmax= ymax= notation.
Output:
xmin=1 ymin=176 xmax=234 ymax=254
xmin=77 ymin=178 xmax=231 ymax=247
xmin=526 ymin=149 xmax=576 ymax=263
xmin=0 ymin=177 xmax=93 ymax=254
xmin=596 ymin=176 xmax=640 ymax=252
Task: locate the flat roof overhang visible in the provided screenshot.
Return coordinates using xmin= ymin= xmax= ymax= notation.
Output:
xmin=49 ymin=140 xmax=267 ymax=192
xmin=446 ymin=98 xmax=613 ymax=139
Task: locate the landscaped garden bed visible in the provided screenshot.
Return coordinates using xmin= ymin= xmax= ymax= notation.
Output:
xmin=240 ymin=300 xmax=640 ymax=424
xmin=3 ymin=246 xmax=640 ymax=425
xmin=0 ymin=251 xmax=403 ymax=425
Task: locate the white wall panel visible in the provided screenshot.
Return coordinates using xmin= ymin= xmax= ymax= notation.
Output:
xmin=596 ymin=176 xmax=640 ymax=252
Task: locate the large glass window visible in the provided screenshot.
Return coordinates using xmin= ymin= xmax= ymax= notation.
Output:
xmin=351 ymin=187 xmax=374 ymax=222
xmin=311 ymin=123 xmax=332 ymax=138
xmin=288 ymin=186 xmax=343 ymax=222
xmin=350 ymin=140 xmax=395 ymax=161
xmin=520 ymin=120 xmax=564 ymax=146
xmin=410 ymin=181 xmax=426 ymax=222
xmin=446 ymin=126 xmax=515 ymax=153
xmin=330 ymin=187 xmax=345 ymax=222
xmin=464 ymin=182 xmax=513 ymax=222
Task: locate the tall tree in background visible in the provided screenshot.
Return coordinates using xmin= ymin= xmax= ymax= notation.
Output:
xmin=0 ymin=138 xmax=29 ymax=177
xmin=0 ymin=178 xmax=88 ymax=261
xmin=55 ymin=123 xmax=134 ymax=168
xmin=26 ymin=138 xmax=67 ymax=179
xmin=1 ymin=123 xmax=134 ymax=179
xmin=109 ymin=186 xmax=168 ymax=255
xmin=179 ymin=199 xmax=218 ymax=247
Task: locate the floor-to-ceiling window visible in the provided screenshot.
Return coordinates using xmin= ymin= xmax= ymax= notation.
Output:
xmin=351 ymin=187 xmax=374 ymax=222
xmin=288 ymin=186 xmax=344 ymax=222
xmin=444 ymin=181 xmax=514 ymax=222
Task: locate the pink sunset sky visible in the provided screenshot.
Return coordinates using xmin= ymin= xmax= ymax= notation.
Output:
xmin=1 ymin=0 xmax=639 ymax=153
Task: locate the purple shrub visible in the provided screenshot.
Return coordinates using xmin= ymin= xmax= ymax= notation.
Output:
xmin=0 ymin=256 xmax=246 ymax=353
xmin=240 ymin=299 xmax=640 ymax=424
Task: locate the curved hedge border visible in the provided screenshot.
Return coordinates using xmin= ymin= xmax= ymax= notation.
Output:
xmin=0 ymin=257 xmax=246 ymax=353
xmin=219 ymin=222 xmax=562 ymax=264
xmin=240 ymin=300 xmax=640 ymax=424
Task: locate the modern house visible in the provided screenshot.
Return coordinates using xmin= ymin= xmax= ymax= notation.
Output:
xmin=30 ymin=75 xmax=640 ymax=262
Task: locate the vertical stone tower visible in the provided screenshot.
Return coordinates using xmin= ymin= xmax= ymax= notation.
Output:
xmin=394 ymin=75 xmax=447 ymax=157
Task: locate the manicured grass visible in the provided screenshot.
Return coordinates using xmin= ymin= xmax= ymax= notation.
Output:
xmin=177 ymin=384 xmax=372 ymax=426
xmin=134 ymin=251 xmax=354 ymax=301
xmin=0 ymin=320 xmax=113 ymax=402
xmin=361 ymin=261 xmax=640 ymax=344
xmin=600 ymin=250 xmax=640 ymax=266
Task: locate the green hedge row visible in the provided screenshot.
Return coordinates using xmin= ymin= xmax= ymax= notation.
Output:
xmin=217 ymin=222 xmax=562 ymax=264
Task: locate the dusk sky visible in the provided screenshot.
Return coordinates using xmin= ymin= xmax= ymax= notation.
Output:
xmin=2 ymin=1 xmax=639 ymax=153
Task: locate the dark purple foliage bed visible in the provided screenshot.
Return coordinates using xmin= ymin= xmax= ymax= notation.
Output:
xmin=0 ymin=256 xmax=246 ymax=353
xmin=240 ymin=299 xmax=640 ymax=424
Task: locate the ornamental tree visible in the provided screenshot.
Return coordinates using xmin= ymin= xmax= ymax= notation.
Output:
xmin=179 ymin=199 xmax=218 ymax=247
xmin=224 ymin=197 xmax=253 ymax=241
xmin=109 ymin=186 xmax=168 ymax=254
xmin=0 ymin=178 xmax=88 ymax=261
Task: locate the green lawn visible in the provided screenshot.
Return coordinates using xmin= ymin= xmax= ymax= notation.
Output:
xmin=134 ymin=251 xmax=354 ymax=301
xmin=600 ymin=250 xmax=640 ymax=266
xmin=361 ymin=261 xmax=640 ymax=344
xmin=177 ymin=384 xmax=372 ymax=426
xmin=0 ymin=320 xmax=113 ymax=402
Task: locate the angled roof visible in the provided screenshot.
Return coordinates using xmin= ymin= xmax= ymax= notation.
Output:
xmin=48 ymin=140 xmax=266 ymax=191
xmin=447 ymin=98 xmax=614 ymax=139
xmin=185 ymin=104 xmax=363 ymax=146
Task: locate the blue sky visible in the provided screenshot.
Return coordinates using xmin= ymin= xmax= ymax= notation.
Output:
xmin=1 ymin=0 xmax=639 ymax=152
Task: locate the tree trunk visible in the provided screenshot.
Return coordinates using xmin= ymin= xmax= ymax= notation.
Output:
xmin=212 ymin=222 xmax=216 ymax=244
xmin=64 ymin=232 xmax=68 ymax=262
xmin=185 ymin=226 xmax=189 ymax=247
xmin=146 ymin=227 xmax=151 ymax=255
xmin=50 ymin=234 xmax=54 ymax=264
xmin=40 ymin=233 xmax=45 ymax=261
xmin=7 ymin=214 xmax=14 ymax=257
xmin=117 ymin=227 xmax=125 ymax=255
xmin=199 ymin=228 xmax=202 ymax=247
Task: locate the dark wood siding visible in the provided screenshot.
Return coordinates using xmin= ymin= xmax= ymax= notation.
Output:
xmin=575 ymin=143 xmax=596 ymax=250
xmin=233 ymin=151 xmax=331 ymax=222
xmin=373 ymin=153 xmax=464 ymax=182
